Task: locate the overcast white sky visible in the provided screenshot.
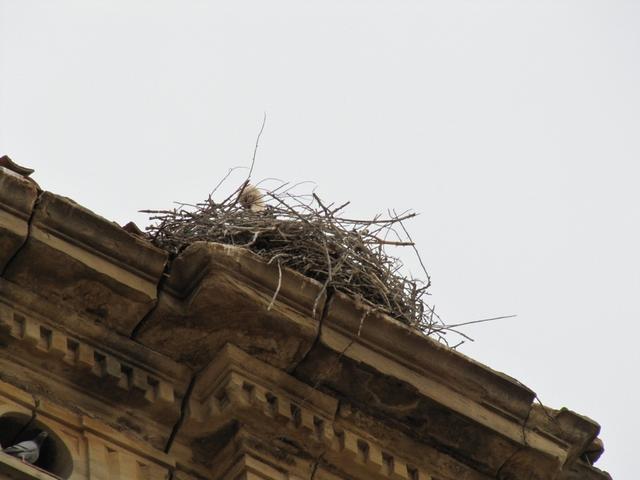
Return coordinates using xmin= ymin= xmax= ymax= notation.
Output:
xmin=1 ymin=1 xmax=638 ymax=477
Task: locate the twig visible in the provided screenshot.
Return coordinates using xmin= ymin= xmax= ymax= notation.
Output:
xmin=248 ymin=112 xmax=267 ymax=181
xmin=395 ymin=209 xmax=431 ymax=288
xmin=430 ymin=314 xmax=517 ymax=332
xmin=268 ymin=260 xmax=283 ymax=311
xmin=141 ymin=173 xmax=492 ymax=348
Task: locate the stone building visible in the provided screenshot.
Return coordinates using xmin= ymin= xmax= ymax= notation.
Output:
xmin=0 ymin=158 xmax=610 ymax=479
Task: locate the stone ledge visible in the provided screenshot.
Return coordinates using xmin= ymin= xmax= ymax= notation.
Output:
xmin=178 ymin=344 xmax=485 ymax=480
xmin=129 ymin=242 xmax=608 ymax=478
xmin=288 ymin=293 xmax=609 ymax=478
xmin=0 ymin=302 xmax=177 ymax=410
xmin=527 ymin=405 xmax=601 ymax=466
xmin=0 ymin=285 xmax=191 ymax=448
xmin=0 ymin=167 xmax=38 ymax=273
xmin=558 ymin=461 xmax=612 ymax=480
xmin=135 ymin=242 xmax=324 ymax=370
xmin=0 ymin=382 xmax=175 ymax=480
xmin=0 ymin=174 xmax=611 ymax=479
xmin=324 ymin=291 xmax=536 ymax=420
xmin=0 ymin=279 xmax=190 ymax=383
xmin=0 ymin=452 xmax=59 ymax=480
xmin=295 ymin=324 xmax=563 ymax=477
xmin=2 ymin=191 xmax=167 ymax=335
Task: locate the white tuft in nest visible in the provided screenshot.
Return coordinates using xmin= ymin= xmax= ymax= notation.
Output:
xmin=238 ymin=184 xmax=266 ymax=212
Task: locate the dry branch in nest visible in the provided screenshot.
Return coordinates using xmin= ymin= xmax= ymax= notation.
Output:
xmin=142 ymin=180 xmax=458 ymax=343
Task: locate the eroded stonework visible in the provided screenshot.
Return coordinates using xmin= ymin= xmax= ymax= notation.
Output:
xmin=0 ymin=162 xmax=610 ymax=480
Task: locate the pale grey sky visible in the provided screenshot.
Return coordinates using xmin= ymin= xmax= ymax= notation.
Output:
xmin=1 ymin=1 xmax=638 ymax=477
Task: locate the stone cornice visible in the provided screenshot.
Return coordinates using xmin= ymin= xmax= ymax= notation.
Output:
xmin=131 ymin=242 xmax=607 ymax=478
xmin=0 ymin=279 xmax=189 ymax=382
xmin=0 ymin=166 xmax=38 ymax=272
xmin=2 ymin=187 xmax=168 ymax=335
xmin=0 ymin=166 xmax=611 ymax=479
xmin=177 ymin=345 xmax=452 ymax=480
xmin=0 ymin=280 xmax=190 ymax=450
xmin=0 ymin=379 xmax=176 ymax=478
xmin=325 ymin=291 xmax=536 ymax=419
xmin=135 ymin=242 xmax=325 ymax=370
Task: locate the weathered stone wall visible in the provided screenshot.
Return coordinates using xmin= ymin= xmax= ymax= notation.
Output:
xmin=0 ymin=162 xmax=610 ymax=480
xmin=0 ymin=380 xmax=172 ymax=479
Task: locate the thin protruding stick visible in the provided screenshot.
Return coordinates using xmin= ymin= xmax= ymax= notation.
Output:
xmin=268 ymin=260 xmax=283 ymax=311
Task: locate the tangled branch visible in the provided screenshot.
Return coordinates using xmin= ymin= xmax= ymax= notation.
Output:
xmin=142 ymin=180 xmax=457 ymax=342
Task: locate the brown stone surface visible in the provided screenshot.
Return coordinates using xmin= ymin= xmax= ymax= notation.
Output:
xmin=0 ymin=155 xmax=35 ymax=177
xmin=324 ymin=291 xmax=536 ymax=418
xmin=0 ymin=167 xmax=38 ymax=273
xmin=3 ymin=191 xmax=167 ymax=335
xmin=0 ymin=380 xmax=175 ymax=479
xmin=288 ymin=291 xmax=609 ymax=479
xmin=0 ymin=452 xmax=59 ymax=479
xmin=0 ymin=279 xmax=191 ymax=450
xmin=173 ymin=344 xmax=522 ymax=480
xmin=135 ymin=242 xmax=324 ymax=370
xmin=527 ymin=404 xmax=603 ymax=467
xmin=0 ymin=176 xmax=612 ymax=480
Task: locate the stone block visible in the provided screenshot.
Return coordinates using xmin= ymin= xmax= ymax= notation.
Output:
xmin=135 ymin=242 xmax=323 ymax=370
xmin=3 ymin=191 xmax=167 ymax=335
xmin=0 ymin=167 xmax=38 ymax=273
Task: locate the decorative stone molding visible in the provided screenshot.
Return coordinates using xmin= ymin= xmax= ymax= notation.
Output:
xmin=292 ymin=291 xmax=609 ymax=479
xmin=125 ymin=242 xmax=608 ymax=480
xmin=0 ymin=294 xmax=188 ymax=450
xmin=0 ymin=380 xmax=174 ymax=480
xmin=0 ymin=166 xmax=612 ymax=480
xmin=8 ymin=304 xmax=176 ymax=406
xmin=85 ymin=432 xmax=169 ymax=480
xmin=2 ymin=189 xmax=167 ymax=335
xmin=186 ymin=345 xmax=336 ymax=438
xmin=176 ymin=345 xmax=438 ymax=480
xmin=0 ymin=165 xmax=38 ymax=273
xmin=135 ymin=242 xmax=325 ymax=371
xmin=0 ymin=453 xmax=59 ymax=479
xmin=0 ymin=300 xmax=177 ymax=408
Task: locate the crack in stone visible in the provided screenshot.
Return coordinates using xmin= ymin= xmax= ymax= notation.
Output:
xmin=496 ymin=400 xmax=534 ymax=479
xmin=0 ymin=190 xmax=42 ymax=277
xmin=290 ymin=288 xmax=335 ymax=375
xmin=164 ymin=369 xmax=199 ymax=454
xmin=308 ymin=398 xmax=344 ymax=479
xmin=308 ymin=439 xmax=330 ymax=479
xmin=309 ymin=457 xmax=320 ymax=480
xmin=495 ymin=445 xmax=524 ymax=480
xmin=129 ymin=260 xmax=171 ymax=340
xmin=522 ymin=401 xmax=533 ymax=447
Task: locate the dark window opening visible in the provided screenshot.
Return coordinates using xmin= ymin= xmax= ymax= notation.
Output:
xmin=0 ymin=413 xmax=73 ymax=478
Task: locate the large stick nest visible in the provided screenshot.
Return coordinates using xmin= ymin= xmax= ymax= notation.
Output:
xmin=142 ymin=180 xmax=456 ymax=342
